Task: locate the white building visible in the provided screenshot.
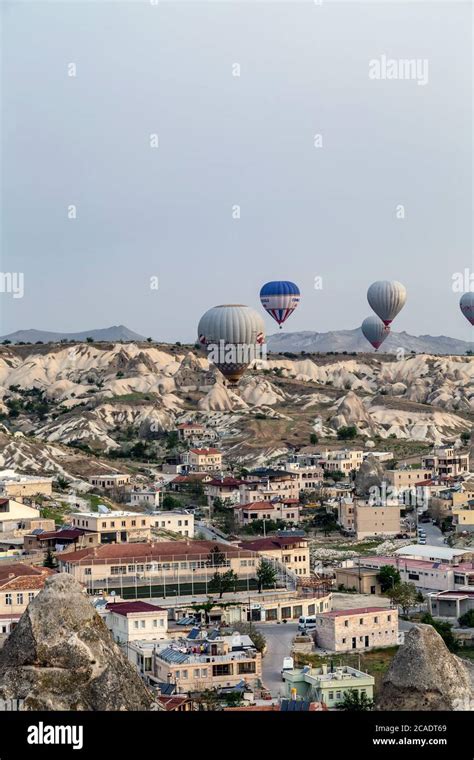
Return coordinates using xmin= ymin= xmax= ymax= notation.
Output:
xmin=105 ymin=601 xmax=168 ymax=644
xmin=149 ymin=510 xmax=195 ymax=538
xmin=129 ymin=488 xmax=162 ymax=509
xmin=0 ymin=499 xmax=40 ymax=532
xmin=394 ymin=544 xmax=472 ymax=565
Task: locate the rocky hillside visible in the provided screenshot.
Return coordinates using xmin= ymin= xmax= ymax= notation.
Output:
xmin=267 ymin=327 xmax=472 ymax=355
xmin=0 ymin=574 xmax=154 ymax=710
xmin=0 ymin=343 xmax=471 ymax=475
xmin=377 ymin=624 xmax=474 ymax=711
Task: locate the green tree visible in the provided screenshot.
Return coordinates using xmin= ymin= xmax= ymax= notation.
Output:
xmin=337 ymin=425 xmax=357 ymax=441
xmin=43 ymin=549 xmax=57 ymax=569
xmin=256 ymin=559 xmax=278 ymax=593
xmin=460 ymin=431 xmax=470 ymax=444
xmin=458 ymin=609 xmax=474 ymax=628
xmin=378 ymin=565 xmax=401 ymax=593
xmin=162 ymin=494 xmax=182 ymax=510
xmin=208 ymin=569 xmax=238 ymax=599
xmin=310 ymin=433 xmax=319 ymax=445
xmin=420 ymin=613 xmax=459 ymax=652
xmin=337 ymin=689 xmax=374 ymax=711
xmin=233 ymin=622 xmax=266 ymax=653
xmin=323 ymin=469 xmax=345 ymax=482
xmin=165 ymin=430 xmax=179 ymax=450
xmin=146 ymin=337 xmax=153 ymax=343
xmin=54 ymin=476 xmax=70 ymax=491
xmin=385 ymin=582 xmax=418 ymax=616
xmin=86 ymin=336 xmax=94 ymax=343
xmin=207 ymin=545 xmax=227 ymax=567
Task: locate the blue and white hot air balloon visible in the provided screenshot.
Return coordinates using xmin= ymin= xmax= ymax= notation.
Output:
xmin=259 ymin=281 xmax=301 ymax=329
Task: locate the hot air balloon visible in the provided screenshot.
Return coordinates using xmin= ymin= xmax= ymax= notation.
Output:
xmin=259 ymin=281 xmax=300 ymax=328
xmin=367 ymin=280 xmax=407 ymax=326
xmin=361 ymin=315 xmax=390 ymax=350
xmin=198 ymin=304 xmax=265 ymax=384
xmin=460 ymin=292 xmax=474 ymax=326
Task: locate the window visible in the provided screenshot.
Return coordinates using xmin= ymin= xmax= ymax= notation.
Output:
xmin=153 ymin=619 xmax=158 ymax=628
xmin=5 ymin=594 xmax=12 ymax=605
xmin=374 ymin=617 xmax=378 ymax=624
xmin=336 ymin=691 xmax=341 ymax=700
xmin=128 ymin=565 xmax=135 ymax=573
xmin=201 ymin=668 xmax=207 ymax=677
xmin=134 ymin=621 xmax=139 ymax=629
xmin=140 ymin=620 xmax=145 ymax=629
xmin=328 ymin=691 xmax=334 ymax=700
xmin=85 ymin=568 xmax=92 ymax=576
xmin=110 ymin=522 xmax=115 ymax=528
xmin=16 ymin=593 xmax=23 ymax=605
xmin=359 ymin=618 xmax=364 ymax=625
xmin=387 ymin=614 xmax=391 ymax=622
xmin=131 ymin=520 xmax=136 ymax=527
xmin=194 ymin=669 xmax=200 ymax=678
xmin=28 ymin=592 xmax=34 ymax=602
xmin=238 ymin=662 xmax=256 ymax=674
xmin=344 ymin=620 xmax=349 ymax=627
xmin=121 ymin=521 xmax=126 ymax=527
xmin=213 ymin=664 xmax=232 ymax=677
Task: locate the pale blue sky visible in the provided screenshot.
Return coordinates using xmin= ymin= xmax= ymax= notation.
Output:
xmin=1 ymin=0 xmax=472 ymax=341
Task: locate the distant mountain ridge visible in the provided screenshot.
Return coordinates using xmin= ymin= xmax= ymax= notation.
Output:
xmin=0 ymin=325 xmax=147 ymax=344
xmin=267 ymin=327 xmax=472 ymax=355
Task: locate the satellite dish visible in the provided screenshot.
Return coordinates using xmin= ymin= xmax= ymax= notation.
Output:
xmin=97 ymin=504 xmax=110 ymax=514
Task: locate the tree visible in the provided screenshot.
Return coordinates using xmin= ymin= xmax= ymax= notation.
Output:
xmin=337 ymin=425 xmax=357 ymax=441
xmin=233 ymin=622 xmax=266 ymax=653
xmin=162 ymin=494 xmax=182 ymax=510
xmin=208 ymin=570 xmax=238 ymax=598
xmin=207 ymin=545 xmax=227 ymax=567
xmin=43 ymin=549 xmax=57 ymax=569
xmin=54 ymin=476 xmax=70 ymax=491
xmin=165 ymin=430 xmax=179 ymax=450
xmin=460 ymin=431 xmax=470 ymax=444
xmin=323 ymin=469 xmax=345 ymax=482
xmin=385 ymin=582 xmax=418 ymax=615
xmin=378 ymin=565 xmax=401 ymax=593
xmin=146 ymin=337 xmax=153 ymax=343
xmin=458 ymin=609 xmax=474 ymax=628
xmin=86 ymin=336 xmax=94 ymax=343
xmin=420 ymin=613 xmax=459 ymax=652
xmin=310 ymin=433 xmax=319 ymax=445
xmin=256 ymin=559 xmax=278 ymax=593
xmin=337 ymin=689 xmax=374 ymax=711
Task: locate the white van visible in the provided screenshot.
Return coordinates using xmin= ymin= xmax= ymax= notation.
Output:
xmin=298 ymin=615 xmax=317 ymax=632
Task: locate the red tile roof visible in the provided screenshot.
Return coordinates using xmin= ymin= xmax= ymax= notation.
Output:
xmin=59 ymin=539 xmax=255 ymax=565
xmin=207 ymin=477 xmax=243 ymax=487
xmin=240 ymin=536 xmax=308 ymax=552
xmin=105 ymin=601 xmax=166 ymax=616
xmin=0 ymin=563 xmax=53 ymax=591
xmin=189 ymin=448 xmax=221 ymax=455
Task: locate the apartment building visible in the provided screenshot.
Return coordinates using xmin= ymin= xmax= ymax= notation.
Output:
xmin=177 ymin=422 xmax=206 ymax=440
xmin=58 ymin=539 xmax=258 ymax=587
xmin=334 ymin=497 xmax=355 ymax=533
xmin=282 ymin=463 xmax=325 ymax=492
xmin=184 ymin=448 xmax=222 ymax=473
xmin=241 ymin=469 xmax=300 ymax=502
xmin=105 ymin=601 xmax=168 ymax=644
xmin=205 ymin=477 xmax=244 ymax=507
xmin=0 ymin=499 xmax=41 ymax=532
xmin=88 ymin=474 xmax=131 ymax=489
xmin=0 ymin=563 xmax=53 ymax=615
xmin=150 ymin=510 xmax=194 ymax=537
xmin=335 ymin=567 xmax=382 ymax=595
xmin=234 ymin=500 xmax=300 ymax=526
xmin=321 ymin=449 xmax=364 ymax=474
xmin=421 ymin=446 xmax=470 ymax=477
xmin=0 ymin=470 xmax=53 ymax=500
xmin=70 ymin=511 xmax=152 ymax=544
xmin=353 ymin=503 xmax=401 ymax=540
xmin=240 ymin=536 xmax=310 ymax=577
xmin=283 ymin=665 xmax=374 ymax=709
xmin=129 ymin=488 xmax=162 ymax=509
xmin=452 ymin=501 xmax=474 ymax=532
xmin=384 ymin=469 xmax=433 ymax=490
xmin=314 ymin=607 xmax=398 ymax=652
xmin=153 ymin=630 xmax=262 ymax=693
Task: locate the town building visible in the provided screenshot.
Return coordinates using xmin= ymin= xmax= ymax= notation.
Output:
xmin=58 ymin=539 xmax=258 ymax=590
xmin=182 ymin=448 xmax=222 ymax=473
xmin=0 ymin=563 xmax=53 ymax=616
xmin=0 ymin=470 xmax=53 ymax=500
xmin=88 ymin=474 xmax=131 ymax=490
xmin=321 ymin=449 xmax=364 ymax=474
xmin=452 ymin=501 xmax=474 ymax=532
xmin=70 ymin=511 xmax=152 ymax=544
xmin=283 ymin=664 xmax=375 ymax=708
xmin=24 ymin=526 xmax=99 ymax=553
xmin=240 ymin=535 xmax=310 ymax=577
xmin=177 ymin=422 xmax=206 ymax=440
xmin=169 ymin=473 xmax=213 ymax=492
xmin=0 ymin=499 xmax=41 ymax=532
xmin=314 ymin=607 xmax=398 ymax=652
xmin=428 ymin=589 xmax=474 ymax=621
xmin=153 ymin=628 xmax=262 ymax=693
xmin=362 ymin=555 xmax=474 ymax=593
xmin=129 ymin=488 xmax=162 ymax=509
xmin=105 ymin=600 xmax=168 ymax=644
xmin=393 ymin=544 xmax=473 ymax=565
xmin=234 ymin=500 xmax=300 ymax=526
xmin=384 ymin=468 xmax=433 ymax=490
xmin=335 ymin=567 xmax=383 ymax=595
xmin=282 ymin=463 xmax=325 ymax=491
xmin=205 ymin=477 xmax=244 ymax=508
xmin=421 ymin=446 xmax=470 ymax=477
xmin=240 ymin=469 xmax=300 ymax=503
xmin=149 ymin=510 xmax=194 ymax=537
xmin=353 ymin=503 xmax=401 ymax=540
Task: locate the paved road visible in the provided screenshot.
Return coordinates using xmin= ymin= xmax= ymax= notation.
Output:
xmin=256 ymin=622 xmax=298 ymax=697
xmin=196 ymin=521 xmax=232 ymax=544
xmin=421 ymin=520 xmax=445 ymax=547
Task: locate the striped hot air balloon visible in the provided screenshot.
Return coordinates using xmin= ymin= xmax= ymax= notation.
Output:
xmin=460 ymin=292 xmax=474 ymax=326
xmin=367 ymin=280 xmax=407 ymax=326
xmin=197 ymin=304 xmax=265 ymax=384
xmin=259 ymin=281 xmax=300 ymax=329
xmin=361 ymin=315 xmax=390 ymax=350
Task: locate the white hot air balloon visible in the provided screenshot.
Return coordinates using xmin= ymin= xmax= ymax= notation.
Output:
xmin=361 ymin=315 xmax=390 ymax=350
xmin=460 ymin=292 xmax=474 ymax=326
xmin=367 ymin=280 xmax=407 ymax=326
xmin=198 ymin=304 xmax=265 ymax=384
